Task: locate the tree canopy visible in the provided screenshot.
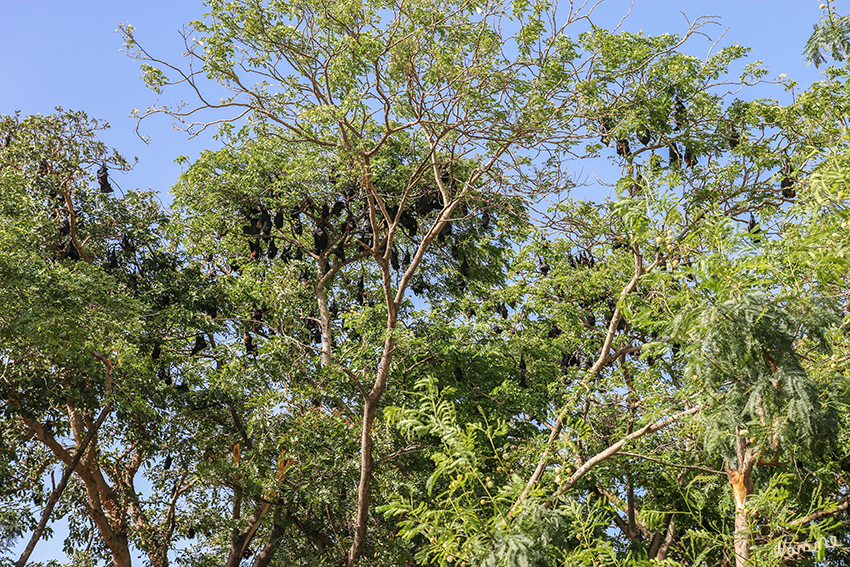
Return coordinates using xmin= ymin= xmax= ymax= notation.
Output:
xmin=3 ymin=1 xmax=850 ymax=567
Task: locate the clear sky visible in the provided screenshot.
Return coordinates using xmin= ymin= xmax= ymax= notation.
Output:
xmin=0 ymin=1 xmax=831 ymax=208
xmin=0 ymin=0 xmax=833 ymax=563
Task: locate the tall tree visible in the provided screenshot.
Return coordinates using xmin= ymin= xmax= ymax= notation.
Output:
xmin=381 ymin=25 xmax=850 ymax=567
xmin=120 ymin=1 xmax=727 ymax=564
xmin=0 ymin=110 xmax=220 ymax=567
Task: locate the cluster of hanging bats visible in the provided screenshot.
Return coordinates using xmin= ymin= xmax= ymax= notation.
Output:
xmin=5 ymin=98 xmax=799 ymax=385
xmin=217 ymin=175 xmax=492 ymax=355
xmin=599 ymin=96 xmax=798 ymax=202
xmin=230 ymin=175 xmax=472 ymax=276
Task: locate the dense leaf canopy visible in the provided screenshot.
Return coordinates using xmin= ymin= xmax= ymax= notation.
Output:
xmin=3 ymin=2 xmax=850 ymax=567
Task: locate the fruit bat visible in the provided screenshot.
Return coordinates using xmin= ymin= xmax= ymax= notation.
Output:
xmin=280 ymin=246 xmax=291 ymax=264
xmin=668 ymin=143 xmax=681 ymax=167
xmin=158 ymin=366 xmax=171 ymax=385
xmin=360 ymin=217 xmax=373 ymax=235
xmin=748 ymin=213 xmax=761 ymax=241
xmin=121 ymin=233 xmax=136 ymax=253
xmin=293 ymin=247 xmax=303 ymax=261
xmin=599 ymin=117 xmax=614 ymax=146
xmin=260 ymin=209 xmax=272 ymax=235
xmin=674 ymin=97 xmax=686 ymax=130
xmin=403 ymin=214 xmax=418 ymax=238
xmin=321 ymin=203 xmax=330 ymax=220
xmin=244 ymin=333 xmax=257 ymax=356
xmin=537 ymin=259 xmax=550 ymax=275
xmin=60 ymin=240 xmax=79 ymax=261
xmin=612 ymin=236 xmax=628 ymax=250
xmin=403 ymin=250 xmax=411 ymax=267
xmin=344 ymin=180 xmax=357 ymax=199
xmin=107 ymin=249 xmax=118 ymax=269
xmin=453 ymin=366 xmax=463 ymax=382
xmin=630 ymin=170 xmax=643 ymax=196
xmin=416 ymin=194 xmax=435 ymax=216
xmin=334 ymin=241 xmax=346 ymax=262
xmin=251 ymin=306 xmax=264 ymax=323
xmin=164 ymin=454 xmax=172 ymax=470
xmin=616 ymin=139 xmax=631 ymax=157
xmin=391 ymin=248 xmax=400 ymax=271
xmin=386 ymin=205 xmax=399 ymax=222
xmin=684 ymin=146 xmax=697 ymax=167
xmin=151 ymin=343 xmax=161 ymax=360
xmin=781 ymin=160 xmax=796 ymax=198
xmin=191 ymin=334 xmax=207 ymax=355
xmin=274 ymin=210 xmax=284 ymax=229
xmin=356 ymin=276 xmax=365 ymax=305
xmin=331 ymin=200 xmax=345 ymax=216
xmin=637 ymin=126 xmax=651 ymax=146
xmin=249 ymin=240 xmax=262 ymax=260
xmin=312 ymin=226 xmax=329 ymax=254
xmin=498 ymin=303 xmax=508 ymax=319
xmin=342 ymin=216 xmax=357 ymax=234
xmin=481 ymin=210 xmax=491 ymax=229
xmin=460 ymin=257 xmax=470 ymax=277
xmin=267 ymin=239 xmax=278 ymax=259
xmin=97 ymin=164 xmax=113 ymax=194
xmin=729 ymin=130 xmax=740 ymax=149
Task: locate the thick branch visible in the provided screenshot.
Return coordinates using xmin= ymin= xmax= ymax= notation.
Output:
xmin=551 ymin=405 xmax=702 ymax=499
xmin=16 ymin=400 xmax=113 ymax=567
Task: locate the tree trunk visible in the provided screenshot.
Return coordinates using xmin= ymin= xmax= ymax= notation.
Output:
xmin=727 ymin=432 xmax=758 ymax=567
xmin=251 ymin=515 xmax=283 ymax=567
xmin=348 ymin=332 xmax=395 ymax=566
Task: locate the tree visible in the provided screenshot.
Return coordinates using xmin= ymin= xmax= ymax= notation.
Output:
xmin=5 ymin=2 xmax=850 ymax=567
xmin=379 ymin=27 xmax=850 ymax=567
xmin=804 ymin=0 xmax=850 ymax=68
xmin=0 ymin=110 xmax=221 ymax=567
xmin=119 ymin=1 xmax=731 ymax=564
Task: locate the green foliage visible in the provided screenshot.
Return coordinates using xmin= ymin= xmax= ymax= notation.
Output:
xmin=8 ymin=2 xmax=850 ymax=567
xmin=804 ymin=5 xmax=850 ymax=68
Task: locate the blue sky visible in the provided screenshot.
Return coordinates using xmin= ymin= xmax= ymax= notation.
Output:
xmin=0 ymin=0 xmax=833 ymax=563
xmin=0 ymin=1 xmax=831 ymax=208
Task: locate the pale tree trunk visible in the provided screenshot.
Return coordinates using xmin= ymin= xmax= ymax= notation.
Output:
xmin=348 ymin=332 xmax=395 ymax=566
xmin=16 ymin=356 xmax=137 ymax=567
xmin=727 ymin=432 xmax=759 ymax=567
xmin=15 ymin=401 xmax=113 ymax=567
